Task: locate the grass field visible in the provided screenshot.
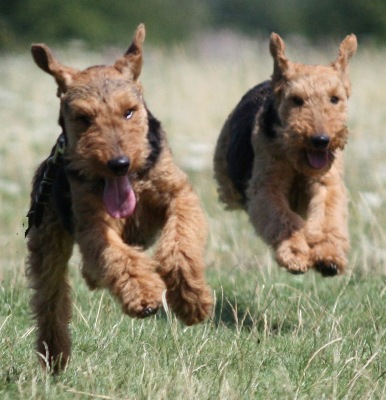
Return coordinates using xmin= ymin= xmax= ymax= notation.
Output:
xmin=0 ymin=33 xmax=386 ymax=399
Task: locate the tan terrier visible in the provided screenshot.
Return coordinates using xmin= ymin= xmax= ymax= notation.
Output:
xmin=26 ymin=24 xmax=213 ymax=373
xmin=214 ymin=33 xmax=357 ymax=276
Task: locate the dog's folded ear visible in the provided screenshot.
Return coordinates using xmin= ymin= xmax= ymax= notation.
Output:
xmin=114 ymin=23 xmax=145 ymax=81
xmin=31 ymin=44 xmax=78 ymax=97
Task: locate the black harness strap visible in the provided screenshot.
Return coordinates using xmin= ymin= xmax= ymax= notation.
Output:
xmin=25 ymin=133 xmax=67 ymax=237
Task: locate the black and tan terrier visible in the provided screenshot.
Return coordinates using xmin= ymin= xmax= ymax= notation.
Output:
xmin=214 ymin=33 xmax=357 ymax=277
xmin=26 ymin=24 xmax=213 ymax=373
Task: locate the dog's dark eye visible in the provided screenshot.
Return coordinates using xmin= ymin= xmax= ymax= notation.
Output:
xmin=330 ymin=96 xmax=340 ymax=104
xmin=291 ymin=96 xmax=304 ymax=107
xmin=77 ymin=114 xmax=92 ymax=126
xmin=124 ymin=110 xmax=134 ymax=120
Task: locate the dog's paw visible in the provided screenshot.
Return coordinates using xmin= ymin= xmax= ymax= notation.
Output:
xmin=116 ymin=272 xmax=166 ymax=318
xmin=314 ymin=261 xmax=339 ymax=277
xmin=138 ymin=306 xmax=159 ymax=318
xmin=310 ymin=242 xmax=347 ymax=277
xmin=281 ymin=258 xmax=309 ymax=274
xmin=166 ymin=283 xmax=213 ymax=326
xmin=275 ymin=233 xmax=311 ymax=274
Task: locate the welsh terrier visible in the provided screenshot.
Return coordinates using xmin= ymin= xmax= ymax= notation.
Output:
xmin=26 ymin=24 xmax=213 ymax=373
xmin=214 ymin=33 xmax=357 ymax=276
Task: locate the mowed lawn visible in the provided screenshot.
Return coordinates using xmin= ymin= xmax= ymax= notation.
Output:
xmin=0 ymin=34 xmax=385 ymax=399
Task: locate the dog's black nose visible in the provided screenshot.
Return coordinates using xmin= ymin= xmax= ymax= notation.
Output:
xmin=310 ymin=135 xmax=330 ymax=149
xmin=107 ymin=156 xmax=130 ymax=176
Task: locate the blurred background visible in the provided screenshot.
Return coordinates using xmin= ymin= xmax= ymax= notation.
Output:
xmin=1 ymin=0 xmax=385 ymax=50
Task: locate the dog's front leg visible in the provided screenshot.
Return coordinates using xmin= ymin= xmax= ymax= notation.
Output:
xmin=247 ymin=173 xmax=311 ymax=273
xmin=154 ymin=187 xmax=213 ymax=325
xmin=305 ymin=170 xmax=349 ymax=276
xmin=73 ymin=195 xmax=165 ymax=318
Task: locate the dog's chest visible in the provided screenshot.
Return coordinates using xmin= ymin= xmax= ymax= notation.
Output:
xmin=289 ymin=175 xmax=310 ymax=218
xmin=122 ymin=200 xmax=167 ymax=248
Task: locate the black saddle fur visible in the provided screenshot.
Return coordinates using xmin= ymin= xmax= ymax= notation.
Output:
xmin=226 ymin=80 xmax=280 ymax=203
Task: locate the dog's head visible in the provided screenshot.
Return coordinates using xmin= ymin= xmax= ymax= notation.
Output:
xmin=31 ymin=24 xmax=162 ymax=219
xmin=269 ymin=33 xmax=357 ymax=176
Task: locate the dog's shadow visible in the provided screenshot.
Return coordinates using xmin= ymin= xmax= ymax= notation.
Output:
xmin=156 ymin=288 xmax=296 ymax=335
xmin=210 ymin=288 xmax=296 ymax=336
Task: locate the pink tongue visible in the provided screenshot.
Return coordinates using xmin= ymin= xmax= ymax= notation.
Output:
xmin=103 ymin=176 xmax=136 ymax=219
xmin=307 ymin=150 xmax=328 ymax=169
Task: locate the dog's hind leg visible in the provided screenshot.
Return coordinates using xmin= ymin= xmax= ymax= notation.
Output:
xmin=26 ymin=209 xmax=74 ymax=374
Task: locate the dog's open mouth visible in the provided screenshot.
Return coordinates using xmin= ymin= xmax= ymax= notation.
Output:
xmin=306 ymin=150 xmax=333 ymax=170
xmin=103 ymin=176 xmax=136 ymax=219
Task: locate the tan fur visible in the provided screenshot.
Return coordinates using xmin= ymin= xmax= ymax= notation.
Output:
xmin=26 ymin=24 xmax=212 ymax=374
xmin=214 ymin=33 xmax=357 ymax=276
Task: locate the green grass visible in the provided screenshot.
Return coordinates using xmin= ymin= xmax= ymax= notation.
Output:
xmin=2 ymin=266 xmax=385 ymax=398
xmin=1 ymin=35 xmax=386 ymax=399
